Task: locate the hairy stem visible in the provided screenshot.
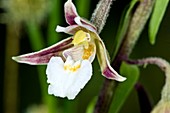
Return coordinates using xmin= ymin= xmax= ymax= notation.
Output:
xmin=94 ymin=79 xmax=116 ymax=113
xmin=93 ymin=0 xmax=155 ymax=113
xmin=126 ymin=57 xmax=168 ymax=72
xmin=90 ymin=0 xmax=113 ymax=33
xmin=126 ymin=57 xmax=170 ymax=102
xmin=114 ymin=0 xmax=155 ymax=62
xmin=126 ymin=57 xmax=170 ymax=113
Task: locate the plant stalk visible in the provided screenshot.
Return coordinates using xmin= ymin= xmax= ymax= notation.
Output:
xmin=91 ymin=0 xmax=113 ymax=33
xmin=92 ymin=0 xmax=155 ymax=112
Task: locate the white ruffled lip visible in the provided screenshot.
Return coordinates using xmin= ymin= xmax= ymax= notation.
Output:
xmin=46 ymin=56 xmax=92 ymax=100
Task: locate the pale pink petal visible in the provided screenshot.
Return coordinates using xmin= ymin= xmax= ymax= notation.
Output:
xmin=64 ymin=0 xmax=78 ymax=25
xmin=63 ymin=45 xmax=84 ymax=61
xmin=12 ymin=37 xmax=73 ymax=65
xmin=64 ymin=0 xmax=97 ymax=32
xmin=74 ymin=17 xmax=97 ymax=33
xmin=63 ymin=43 xmax=96 ymax=63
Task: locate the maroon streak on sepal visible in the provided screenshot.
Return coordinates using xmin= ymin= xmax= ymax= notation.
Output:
xmin=103 ymin=66 xmax=125 ymax=82
xmin=12 ymin=37 xmax=73 ymax=65
xmin=95 ymin=35 xmax=126 ymax=82
xmin=64 ymin=0 xmax=96 ymax=32
xmin=64 ymin=0 xmax=78 ymax=25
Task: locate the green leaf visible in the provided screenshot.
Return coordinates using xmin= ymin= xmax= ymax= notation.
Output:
xmin=86 ymin=97 xmax=97 ymax=113
xmin=149 ymin=0 xmax=169 ymax=44
xmin=112 ymin=0 xmax=138 ymax=59
xmin=47 ymin=0 xmax=62 ymax=45
xmin=27 ymin=20 xmax=58 ymax=113
xmin=109 ymin=62 xmax=139 ymax=113
xmin=26 ymin=21 xmax=45 ymax=50
xmin=76 ymin=0 xmax=91 ymax=18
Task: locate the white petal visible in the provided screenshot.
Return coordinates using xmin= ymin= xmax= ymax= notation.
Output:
xmin=46 ymin=56 xmax=92 ymax=100
xmin=46 ymin=57 xmax=64 ymax=83
xmin=67 ymin=60 xmax=92 ymax=99
xmin=64 ymin=55 xmax=74 ymax=66
xmin=56 ymin=26 xmax=66 ymax=32
xmin=56 ymin=24 xmax=81 ymax=35
xmin=74 ymin=17 xmax=83 ymax=26
xmin=46 ymin=57 xmax=67 ymax=96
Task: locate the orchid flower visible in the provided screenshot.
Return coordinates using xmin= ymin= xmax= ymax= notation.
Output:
xmin=12 ymin=0 xmax=126 ymax=100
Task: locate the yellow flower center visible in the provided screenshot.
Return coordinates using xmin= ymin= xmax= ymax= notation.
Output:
xmin=64 ymin=64 xmax=81 ymax=72
xmin=72 ymin=30 xmax=90 ymax=49
xmin=71 ymin=30 xmax=95 ymax=60
xmin=82 ymin=44 xmax=94 ymax=60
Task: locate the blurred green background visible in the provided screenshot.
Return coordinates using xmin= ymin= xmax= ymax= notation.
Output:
xmin=0 ymin=0 xmax=170 ymax=113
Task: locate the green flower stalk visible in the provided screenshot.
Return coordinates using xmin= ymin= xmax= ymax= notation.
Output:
xmin=91 ymin=0 xmax=113 ymax=33
xmin=127 ymin=57 xmax=170 ymax=113
xmin=94 ymin=0 xmax=156 ymax=113
xmin=151 ymin=59 xmax=170 ymax=113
